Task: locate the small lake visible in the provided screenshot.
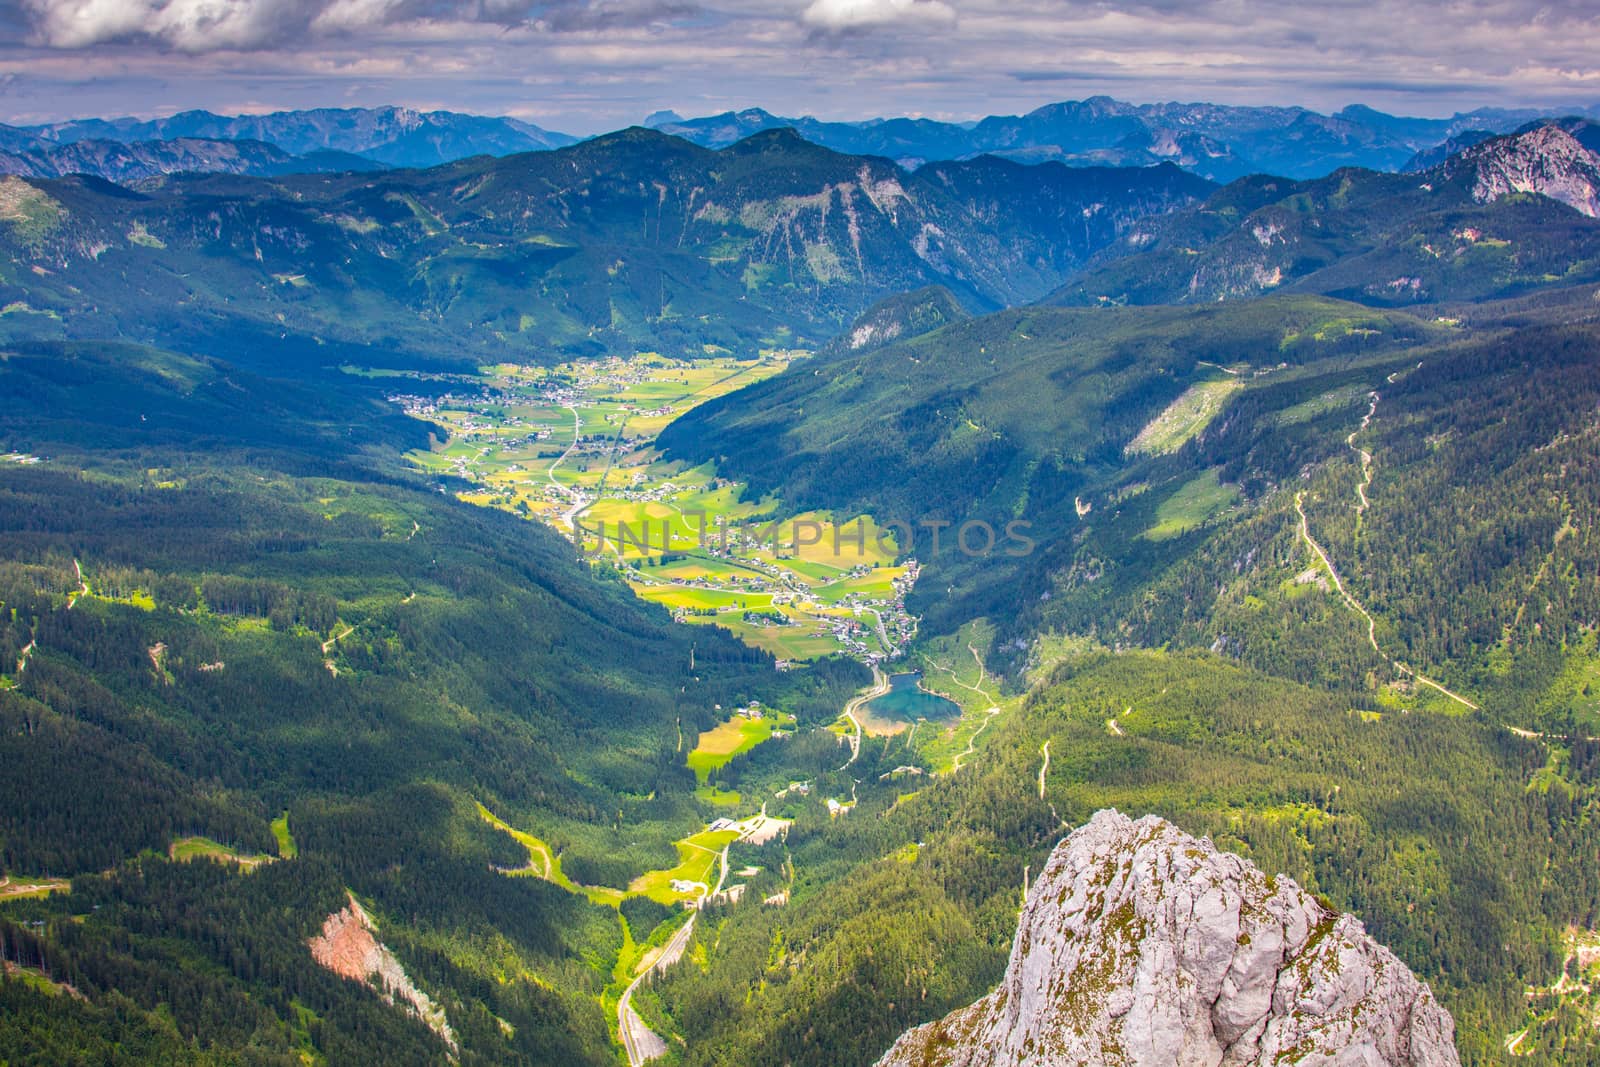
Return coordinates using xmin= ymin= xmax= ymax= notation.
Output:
xmin=865 ymin=672 xmax=962 ymax=722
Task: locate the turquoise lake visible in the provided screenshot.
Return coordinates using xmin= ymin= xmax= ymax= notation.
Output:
xmin=865 ymin=672 xmax=962 ymax=722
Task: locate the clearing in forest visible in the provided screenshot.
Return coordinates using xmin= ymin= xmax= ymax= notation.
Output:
xmin=686 ymin=707 xmax=795 ymax=784
xmin=168 ymin=836 xmax=275 ymax=870
xmin=1143 ymin=468 xmax=1241 ymax=541
xmin=1126 ymin=377 xmax=1243 ymax=456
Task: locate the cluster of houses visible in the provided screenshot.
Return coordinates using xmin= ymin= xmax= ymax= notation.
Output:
xmin=393 ymin=363 xmax=924 ymax=669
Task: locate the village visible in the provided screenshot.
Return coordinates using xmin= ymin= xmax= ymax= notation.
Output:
xmin=401 ymin=353 xmax=923 ymax=665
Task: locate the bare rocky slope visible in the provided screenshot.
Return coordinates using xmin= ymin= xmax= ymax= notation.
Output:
xmin=1046 ymin=120 xmax=1600 ymax=307
xmin=877 ymin=810 xmax=1460 ymax=1067
xmin=1441 ymin=120 xmax=1600 ymax=218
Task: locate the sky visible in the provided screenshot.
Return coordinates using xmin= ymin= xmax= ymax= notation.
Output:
xmin=1 ymin=0 xmax=1597 ymax=131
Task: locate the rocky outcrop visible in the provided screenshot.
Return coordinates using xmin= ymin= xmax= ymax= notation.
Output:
xmin=1443 ymin=122 xmax=1600 ymax=218
xmin=310 ymin=893 xmax=457 ymax=1054
xmin=877 ymin=810 xmax=1459 ymax=1067
xmin=838 ymin=285 xmax=970 ymax=352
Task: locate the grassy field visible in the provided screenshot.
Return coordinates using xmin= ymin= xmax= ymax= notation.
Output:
xmin=685 ymin=710 xmax=795 ymax=783
xmin=400 ymin=352 xmax=919 ymax=663
xmin=1126 ymin=377 xmax=1243 ymax=455
xmin=627 ymin=828 xmax=741 ymax=906
xmin=480 ymin=802 xmax=756 ymax=908
xmin=270 ymin=812 xmax=297 ymax=859
xmin=0 ymin=876 xmax=71 ymax=901
xmin=909 ymin=621 xmax=1021 ymax=774
xmin=168 ymin=836 xmax=275 ymax=871
xmin=476 ymin=803 xmax=626 ymax=906
xmin=682 ymin=614 xmax=849 ymax=661
xmin=695 ymin=784 xmax=743 ymax=806
xmin=1275 ymin=383 xmax=1372 ymax=427
xmin=1144 ymin=468 xmax=1242 ymax=541
xmin=636 ymin=585 xmax=773 ymax=612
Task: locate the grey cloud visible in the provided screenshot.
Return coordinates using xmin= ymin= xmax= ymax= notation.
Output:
xmin=1010 ymin=69 xmax=1150 ymax=83
xmin=14 ymin=0 xmax=696 ymax=50
xmin=2 ymin=0 xmax=1599 ymax=129
xmin=533 ymin=0 xmax=699 ymax=32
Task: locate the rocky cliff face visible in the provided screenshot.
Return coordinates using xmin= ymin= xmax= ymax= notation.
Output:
xmin=877 ymin=810 xmax=1460 ymax=1067
xmin=1443 ymin=122 xmax=1600 ymax=218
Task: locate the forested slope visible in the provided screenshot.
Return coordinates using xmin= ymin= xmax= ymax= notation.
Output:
xmin=0 ymin=340 xmax=860 ymax=1064
xmin=650 ymin=651 xmax=1600 ymax=1065
xmin=647 ymin=286 xmax=1600 ymax=1064
xmin=0 ymin=132 xmax=1208 ymax=373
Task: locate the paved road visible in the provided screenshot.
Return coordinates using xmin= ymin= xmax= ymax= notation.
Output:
xmin=547 ymin=406 xmax=594 ymax=533
xmin=618 ymin=961 xmax=672 ymax=1067
xmin=838 ymin=666 xmax=886 ymax=770
xmin=617 ymin=845 xmax=732 ymax=1066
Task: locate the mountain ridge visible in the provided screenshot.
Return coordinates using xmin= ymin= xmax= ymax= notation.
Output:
xmin=0 ymin=135 xmax=384 ymax=183
xmin=6 ymin=96 xmax=1596 ymax=186
xmin=7 ymin=105 xmax=577 ymax=169
xmin=1440 ymin=119 xmax=1600 ymax=218
xmin=647 ymin=96 xmax=1597 ymax=180
xmin=1047 ymin=119 xmax=1600 ymax=307
xmin=0 ymin=129 xmax=1212 ymax=366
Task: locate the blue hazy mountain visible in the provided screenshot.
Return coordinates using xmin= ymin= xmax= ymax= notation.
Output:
xmin=11 ymin=105 xmax=577 ymax=169
xmin=648 ymin=97 xmax=1593 ymax=180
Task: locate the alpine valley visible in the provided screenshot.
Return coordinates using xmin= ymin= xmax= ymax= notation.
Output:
xmin=3 ymin=106 xmax=1600 ymax=1067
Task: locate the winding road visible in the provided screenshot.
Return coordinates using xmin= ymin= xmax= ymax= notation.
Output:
xmin=547 ymin=405 xmax=593 ymax=533
xmin=837 ymin=665 xmax=886 ymax=770
xmin=68 ymin=559 xmax=88 ymax=609
xmin=616 ymin=844 xmax=732 ymax=1066
xmin=923 ymin=645 xmax=1002 ymax=773
xmin=1348 ymin=392 xmax=1378 ymax=519
xmin=1293 ymin=392 xmax=1480 ymax=713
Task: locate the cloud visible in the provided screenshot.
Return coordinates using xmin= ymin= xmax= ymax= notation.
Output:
xmin=533 ymin=0 xmax=699 ymax=33
xmin=1 ymin=0 xmax=1597 ymax=130
xmin=15 ymin=0 xmax=695 ymax=50
xmin=800 ymin=0 xmax=954 ymax=33
xmin=21 ymin=0 xmax=317 ymax=50
xmin=24 ymin=0 xmax=160 ymax=48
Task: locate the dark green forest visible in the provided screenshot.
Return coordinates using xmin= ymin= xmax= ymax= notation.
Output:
xmin=4 ymin=125 xmax=1600 ymax=1066
xmin=656 ymin=284 xmax=1600 ymax=1064
xmin=0 ymin=340 xmax=861 ymax=1064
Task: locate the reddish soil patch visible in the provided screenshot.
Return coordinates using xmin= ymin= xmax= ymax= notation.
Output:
xmin=308 ymin=896 xmax=382 ymax=981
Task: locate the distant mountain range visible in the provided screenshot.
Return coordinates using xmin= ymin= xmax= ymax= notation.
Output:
xmin=646 ymin=97 xmax=1600 ymax=180
xmin=1049 ymin=118 xmax=1600 ymax=307
xmin=0 ymin=105 xmax=577 ymax=173
xmin=4 ymin=98 xmax=1600 ymax=187
xmin=0 ymin=137 xmax=384 ymax=184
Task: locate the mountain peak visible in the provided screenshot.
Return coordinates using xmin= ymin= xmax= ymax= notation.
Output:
xmin=877 ymin=810 xmax=1460 ymax=1067
xmin=721 ymin=126 xmax=814 ymax=153
xmin=1441 ymin=121 xmax=1600 ymax=217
